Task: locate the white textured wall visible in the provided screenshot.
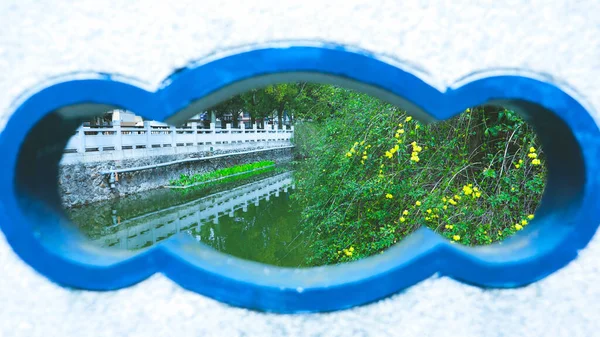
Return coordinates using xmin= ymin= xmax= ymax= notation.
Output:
xmin=1 ymin=1 xmax=599 ymax=336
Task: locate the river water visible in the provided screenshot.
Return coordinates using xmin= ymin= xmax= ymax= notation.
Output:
xmin=68 ymin=169 xmax=313 ymax=267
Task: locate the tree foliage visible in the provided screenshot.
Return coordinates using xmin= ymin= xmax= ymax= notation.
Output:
xmin=209 ymin=83 xmax=346 ymax=127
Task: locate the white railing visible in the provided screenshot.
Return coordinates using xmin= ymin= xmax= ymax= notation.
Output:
xmin=62 ymin=122 xmax=294 ymax=164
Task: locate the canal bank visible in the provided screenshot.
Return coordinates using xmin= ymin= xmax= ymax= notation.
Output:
xmin=59 ymin=146 xmax=294 ymax=208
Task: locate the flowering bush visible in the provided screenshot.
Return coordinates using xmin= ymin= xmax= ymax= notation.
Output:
xmin=292 ymin=88 xmax=545 ymax=266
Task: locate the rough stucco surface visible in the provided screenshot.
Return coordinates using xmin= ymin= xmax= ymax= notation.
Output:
xmin=1 ymin=1 xmax=599 ymax=336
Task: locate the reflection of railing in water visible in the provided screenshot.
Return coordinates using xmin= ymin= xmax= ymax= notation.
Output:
xmin=94 ymin=171 xmax=294 ymax=250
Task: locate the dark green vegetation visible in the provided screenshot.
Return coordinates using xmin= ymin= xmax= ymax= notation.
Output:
xmin=288 ymin=86 xmax=546 ymax=266
xmin=169 ymin=160 xmax=275 ymax=187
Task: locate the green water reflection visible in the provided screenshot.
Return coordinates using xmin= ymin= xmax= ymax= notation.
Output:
xmin=70 ymin=170 xmax=313 ymax=267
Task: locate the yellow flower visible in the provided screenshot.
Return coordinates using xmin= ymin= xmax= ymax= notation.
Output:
xmin=528 ymin=153 xmax=538 ymax=159
xmin=532 ymin=159 xmax=541 ymax=165
xmin=426 ymin=209 xmax=432 ymax=214
xmin=362 ymin=155 xmax=367 ymax=160
xmin=415 ymin=201 xmax=422 ymax=206
xmin=398 ymin=129 xmax=405 ymax=134
xmin=394 ymin=145 xmax=400 ymax=151
xmin=529 ymin=147 xmax=536 ymax=153
xmin=498 ymin=231 xmax=503 ymax=236
xmin=466 ymin=108 xmax=471 ymax=113
xmin=515 ymin=224 xmax=523 ymax=230
xmin=463 ymin=185 xmax=473 ymax=195
xmin=515 ymin=164 xmax=521 ymax=169
xmin=402 ymin=210 xmax=409 ymax=215
xmin=385 ymin=193 xmax=393 ymax=199
xmin=360 ymin=141 xmax=365 ymax=145
xmin=394 ymin=134 xmax=400 ymax=138
xmin=454 ymin=194 xmax=461 ymax=200
xmin=442 ymin=197 xmax=447 ymax=202
xmin=400 ymin=217 xmax=406 ymax=222
xmin=385 ymin=151 xmax=393 ymax=158
xmin=349 ymin=246 xmax=355 ymax=252
xmin=410 ymin=156 xmax=420 ymax=162
xmin=448 ymin=199 xmax=457 ymax=205
xmin=354 ymin=142 xmax=359 ymax=147
xmin=415 ymin=124 xmax=420 ymax=129
xmin=527 ymin=214 xmax=535 ymax=220
xmin=443 ymin=205 xmax=448 ymax=210
xmin=346 ymin=152 xmax=352 ymax=157
xmin=475 ymin=191 xmax=481 ymax=198
xmin=405 ymin=116 xmax=413 ymax=122
xmin=519 ymin=159 xmax=524 ymax=164
xmin=445 ymin=224 xmax=454 ymax=229
xmin=521 ymin=219 xmax=528 ymax=226
xmin=453 ymin=235 xmax=461 ymax=241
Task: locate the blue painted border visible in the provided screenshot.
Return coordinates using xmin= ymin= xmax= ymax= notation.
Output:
xmin=0 ymin=44 xmax=599 ymax=313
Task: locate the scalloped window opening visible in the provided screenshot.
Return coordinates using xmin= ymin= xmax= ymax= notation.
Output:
xmin=56 ymin=83 xmax=546 ymax=267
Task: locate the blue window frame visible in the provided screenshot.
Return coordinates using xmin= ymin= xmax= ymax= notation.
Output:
xmin=0 ymin=44 xmax=599 ymax=313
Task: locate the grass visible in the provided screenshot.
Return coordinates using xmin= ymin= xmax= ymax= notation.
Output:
xmin=169 ymin=160 xmax=276 ymax=187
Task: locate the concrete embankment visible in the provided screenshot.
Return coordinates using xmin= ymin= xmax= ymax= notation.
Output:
xmin=59 ymin=146 xmax=293 ymax=208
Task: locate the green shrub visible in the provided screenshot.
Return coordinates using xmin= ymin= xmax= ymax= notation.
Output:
xmin=292 ymin=90 xmax=546 ymax=266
